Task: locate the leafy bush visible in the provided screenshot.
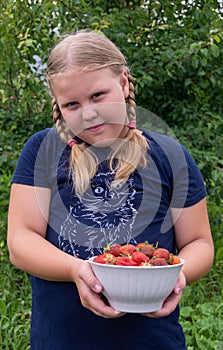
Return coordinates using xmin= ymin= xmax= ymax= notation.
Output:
xmin=0 ymin=0 xmax=222 ymax=348
xmin=180 ymin=260 xmax=223 ymax=349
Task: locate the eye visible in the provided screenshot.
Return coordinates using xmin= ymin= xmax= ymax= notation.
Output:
xmin=94 ymin=186 xmax=104 ymax=194
xmin=92 ymin=92 xmax=104 ymax=100
xmin=65 ymin=101 xmax=79 ymax=110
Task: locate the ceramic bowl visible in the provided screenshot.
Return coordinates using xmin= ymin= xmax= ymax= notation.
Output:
xmin=88 ymin=257 xmax=184 ymax=313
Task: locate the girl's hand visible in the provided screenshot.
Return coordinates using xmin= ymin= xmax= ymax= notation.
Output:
xmin=72 ymin=259 xmax=125 ymax=319
xmin=141 ymin=271 xmax=186 ymax=318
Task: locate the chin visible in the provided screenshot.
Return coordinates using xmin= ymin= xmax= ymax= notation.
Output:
xmin=90 ymin=138 xmax=118 ymax=148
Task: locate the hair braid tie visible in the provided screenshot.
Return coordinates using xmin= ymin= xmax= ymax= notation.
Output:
xmin=127 ymin=120 xmax=136 ymax=129
xmin=68 ymin=139 xmax=78 ymax=148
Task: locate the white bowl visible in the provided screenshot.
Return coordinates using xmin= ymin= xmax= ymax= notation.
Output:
xmin=89 ymin=257 xmax=184 ymax=313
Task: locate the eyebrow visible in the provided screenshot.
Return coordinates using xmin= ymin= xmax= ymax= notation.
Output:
xmin=60 ymin=101 xmax=78 ymax=108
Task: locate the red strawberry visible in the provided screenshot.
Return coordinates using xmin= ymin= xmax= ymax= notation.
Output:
xmin=119 ymin=244 xmax=136 ymax=256
xmin=140 ymin=245 xmax=155 ymax=258
xmin=115 ymin=257 xmax=138 ymax=266
xmin=152 ymin=248 xmax=170 ymax=260
xmin=104 ymin=244 xmax=121 ymax=257
xmin=136 ymin=241 xmax=149 ymax=249
xmin=149 ymin=258 xmax=169 ymax=266
xmin=93 ymin=253 xmax=116 ymax=264
xmin=131 ymin=251 xmax=150 ymax=264
xmin=136 ymin=242 xmax=155 ymax=258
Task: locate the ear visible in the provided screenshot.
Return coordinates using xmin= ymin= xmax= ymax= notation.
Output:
xmin=121 ymin=70 xmax=130 ymax=98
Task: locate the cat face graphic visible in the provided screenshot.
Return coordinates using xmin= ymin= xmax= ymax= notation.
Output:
xmin=81 ymin=171 xmax=132 ymax=213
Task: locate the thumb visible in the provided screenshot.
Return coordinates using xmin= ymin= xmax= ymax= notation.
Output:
xmin=86 ymin=264 xmax=103 ymax=293
xmin=92 ymin=282 xmax=102 ymax=293
xmin=174 ymin=271 xmax=186 ymax=295
xmin=87 ymin=263 xmax=103 ymax=293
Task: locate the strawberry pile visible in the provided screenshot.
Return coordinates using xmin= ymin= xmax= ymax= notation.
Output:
xmin=93 ymin=242 xmax=181 ymax=266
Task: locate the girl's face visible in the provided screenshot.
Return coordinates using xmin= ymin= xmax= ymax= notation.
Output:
xmin=52 ymin=68 xmax=130 ymax=147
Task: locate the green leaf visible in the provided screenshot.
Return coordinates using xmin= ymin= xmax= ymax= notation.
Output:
xmin=0 ymin=299 xmax=7 ymax=316
xmin=210 ymin=44 xmax=220 ymax=57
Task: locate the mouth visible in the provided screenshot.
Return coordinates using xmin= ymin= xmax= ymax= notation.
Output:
xmin=86 ymin=123 xmax=104 ymax=132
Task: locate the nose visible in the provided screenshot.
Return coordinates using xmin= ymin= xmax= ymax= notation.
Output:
xmin=82 ymin=106 xmax=98 ymax=121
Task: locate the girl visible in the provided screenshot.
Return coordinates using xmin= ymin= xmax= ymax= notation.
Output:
xmin=8 ymin=30 xmax=214 ymax=350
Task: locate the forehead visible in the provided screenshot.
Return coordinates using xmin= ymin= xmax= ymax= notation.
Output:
xmin=53 ymin=66 xmax=114 ymax=82
xmin=52 ymin=68 xmax=119 ymax=98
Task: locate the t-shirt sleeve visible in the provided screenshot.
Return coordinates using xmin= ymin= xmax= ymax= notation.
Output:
xmin=145 ymin=130 xmax=207 ymax=209
xmin=181 ymin=146 xmax=207 ymax=207
xmin=12 ymin=129 xmax=51 ymax=188
xmin=169 ymin=144 xmax=207 ymax=208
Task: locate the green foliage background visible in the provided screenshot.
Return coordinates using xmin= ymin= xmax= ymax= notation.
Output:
xmin=0 ymin=0 xmax=222 ymax=349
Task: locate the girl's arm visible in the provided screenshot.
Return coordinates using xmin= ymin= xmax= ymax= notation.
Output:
xmin=143 ymin=197 xmax=214 ymax=318
xmin=7 ymin=184 xmax=122 ymax=318
xmin=173 ymin=197 xmax=214 ymax=284
xmin=8 ymin=183 xmax=74 ymax=280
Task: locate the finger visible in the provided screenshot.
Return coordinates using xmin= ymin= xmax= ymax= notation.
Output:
xmin=84 ymin=289 xmax=125 ymax=318
xmin=174 ymin=271 xmax=186 ymax=294
xmin=78 ymin=277 xmax=125 ymax=318
xmin=79 ymin=261 xmax=103 ymax=293
xmin=141 ymin=289 xmax=183 ymax=318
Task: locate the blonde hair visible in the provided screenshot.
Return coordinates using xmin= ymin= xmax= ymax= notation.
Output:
xmin=46 ymin=30 xmax=148 ymax=195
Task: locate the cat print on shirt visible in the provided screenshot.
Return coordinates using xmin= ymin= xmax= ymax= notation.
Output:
xmin=58 ymin=170 xmax=138 ymax=259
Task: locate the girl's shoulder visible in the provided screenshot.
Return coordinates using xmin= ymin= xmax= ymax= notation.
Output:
xmin=25 ymin=127 xmax=58 ymax=145
xmin=21 ymin=127 xmax=63 ymax=156
xmin=141 ymin=129 xmax=206 ymax=207
xmin=141 ymin=129 xmax=186 ymax=164
xmin=12 ymin=128 xmax=64 ymax=187
xmin=141 ymin=129 xmax=181 ymax=148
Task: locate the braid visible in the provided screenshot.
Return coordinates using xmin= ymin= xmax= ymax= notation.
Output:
xmin=51 ymin=97 xmax=99 ymax=195
xmin=108 ymin=69 xmax=148 ymax=187
xmin=52 ymin=98 xmax=73 ymax=144
xmin=126 ymin=70 xmax=136 ymax=122
xmin=70 ymin=143 xmax=98 ymax=195
xmin=52 ymin=97 xmax=61 ymax=124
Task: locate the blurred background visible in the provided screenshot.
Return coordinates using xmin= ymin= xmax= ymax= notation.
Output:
xmin=0 ymin=1 xmax=222 ymax=349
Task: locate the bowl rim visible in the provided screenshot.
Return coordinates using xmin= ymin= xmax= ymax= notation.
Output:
xmin=88 ymin=256 xmax=185 ymax=269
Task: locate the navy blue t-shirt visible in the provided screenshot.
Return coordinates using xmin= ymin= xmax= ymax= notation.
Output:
xmin=12 ymin=128 xmax=206 ymax=350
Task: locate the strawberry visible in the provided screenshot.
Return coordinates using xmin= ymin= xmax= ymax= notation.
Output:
xmin=170 ymin=254 xmax=181 ymax=265
xmin=131 ymin=251 xmax=150 ymax=264
xmin=136 ymin=241 xmax=155 ymax=258
xmin=152 ymin=248 xmax=170 ymax=260
xmin=149 ymin=258 xmax=169 ymax=266
xmin=115 ymin=257 xmax=138 ymax=266
xmin=119 ymin=244 xmax=136 ymax=256
xmin=140 ymin=245 xmax=155 ymax=258
xmin=93 ymin=242 xmax=175 ymax=267
xmin=104 ymin=244 xmax=121 ymax=257
xmin=136 ymin=241 xmax=149 ymax=249
xmin=93 ymin=253 xmax=116 ymax=264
